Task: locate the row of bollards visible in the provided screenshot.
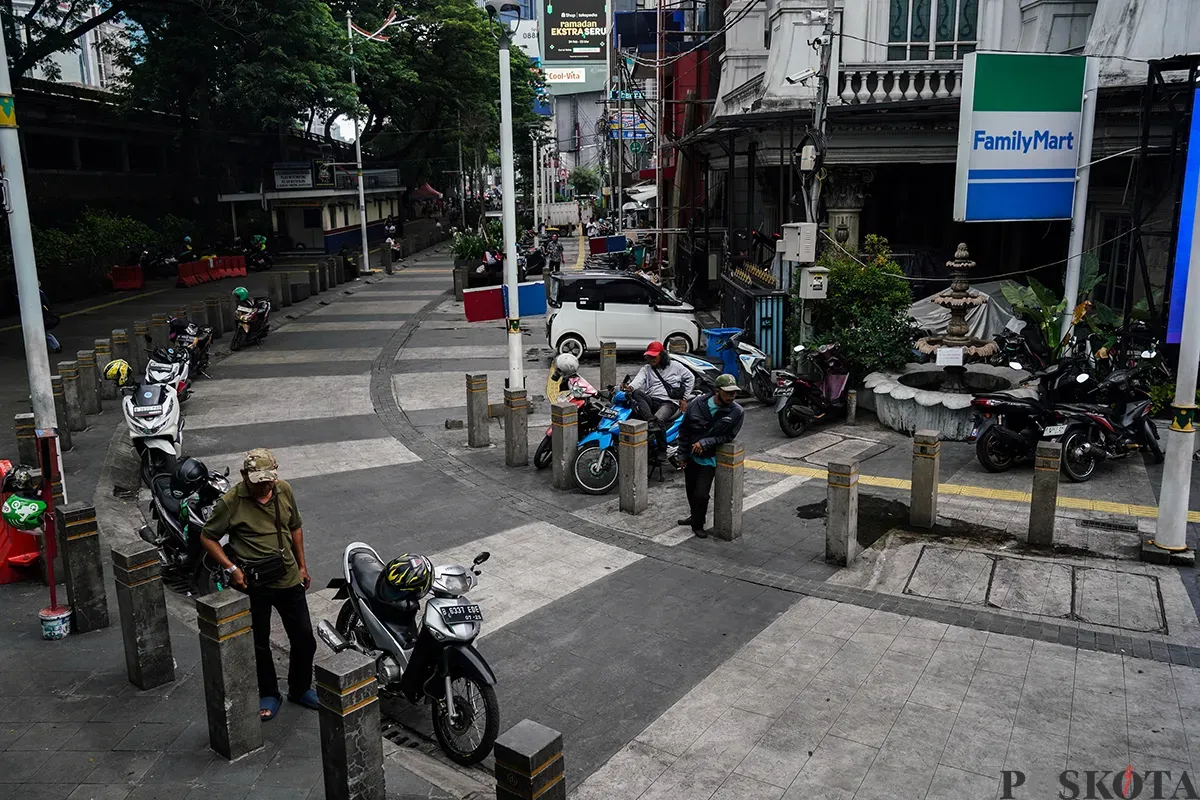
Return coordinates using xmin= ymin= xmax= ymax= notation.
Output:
xmin=825 ymin=430 xmax=1065 ymax=566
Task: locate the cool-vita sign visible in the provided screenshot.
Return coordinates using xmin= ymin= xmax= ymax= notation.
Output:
xmin=954 ymin=53 xmax=1087 ymax=222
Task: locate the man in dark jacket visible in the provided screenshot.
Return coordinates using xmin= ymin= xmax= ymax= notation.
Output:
xmin=676 ymin=374 xmax=744 ymax=537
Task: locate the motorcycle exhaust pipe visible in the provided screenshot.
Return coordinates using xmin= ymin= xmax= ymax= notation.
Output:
xmin=317 ymin=619 xmax=351 ymax=653
xmin=138 ymin=524 xmax=166 ymax=546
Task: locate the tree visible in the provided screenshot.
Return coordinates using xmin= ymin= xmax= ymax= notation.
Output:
xmin=569 ymin=166 xmax=600 ymax=196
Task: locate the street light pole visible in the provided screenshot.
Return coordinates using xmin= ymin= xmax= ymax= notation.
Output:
xmin=347 ymin=11 xmax=371 ymax=273
xmin=497 ymin=32 xmax=523 ymax=391
xmin=532 ymin=134 xmax=539 ymax=232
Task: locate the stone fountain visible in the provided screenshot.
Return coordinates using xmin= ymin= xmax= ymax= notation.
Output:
xmin=860 ymin=243 xmax=1028 ymax=440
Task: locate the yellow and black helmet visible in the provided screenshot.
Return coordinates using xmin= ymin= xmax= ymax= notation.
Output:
xmin=103 ymin=359 xmax=132 ymax=386
xmin=380 ymin=554 xmax=433 ymax=600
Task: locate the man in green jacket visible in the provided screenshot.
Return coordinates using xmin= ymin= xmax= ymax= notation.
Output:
xmin=201 ymin=448 xmax=317 ymax=721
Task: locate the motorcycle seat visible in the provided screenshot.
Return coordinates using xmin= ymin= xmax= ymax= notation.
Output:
xmin=150 ymin=474 xmax=184 ymax=518
xmin=348 ymin=550 xmax=420 ymax=645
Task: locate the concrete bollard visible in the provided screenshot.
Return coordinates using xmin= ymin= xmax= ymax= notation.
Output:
xmin=266 ymin=274 xmax=283 ymax=310
xmin=57 ymin=503 xmax=109 ymax=634
xmin=318 ymin=261 xmax=329 ymax=292
xmin=551 ymin=400 xmax=578 ymax=490
xmin=846 ymin=389 xmax=858 ymax=425
xmin=197 ymin=591 xmax=261 ymax=760
xmin=504 ymin=388 xmax=529 ymax=467
xmin=384 ymin=246 xmax=394 ymax=275
xmin=316 ymin=651 xmax=386 ymax=800
xmin=49 ymin=376 xmax=72 ymax=451
xmin=713 ymin=442 xmax=745 ymax=541
xmin=466 ymin=374 xmax=490 ymax=447
xmin=618 ymin=419 xmax=648 ymax=515
xmin=1029 ymin=442 xmax=1061 ymax=547
xmin=111 ymin=329 xmax=133 ymax=378
xmin=94 ymin=339 xmax=116 ymax=401
xmin=57 ymin=361 xmax=87 ymax=433
xmin=600 ymin=341 xmax=617 ymax=390
xmin=495 ymin=719 xmax=565 ymax=800
xmin=112 ymin=541 xmax=174 ymax=689
xmin=910 ymin=430 xmax=940 ymax=529
xmin=149 ymin=314 xmax=169 ymax=350
xmin=309 ymin=265 xmax=321 ymax=295
xmin=453 ymin=267 xmax=466 ymax=301
xmin=667 ymin=338 xmax=687 ymax=355
xmin=76 ymin=350 xmax=101 ymax=415
xmin=219 ymin=296 xmax=235 ymax=333
xmin=14 ymin=413 xmax=36 ymax=465
xmin=174 ymin=306 xmax=189 ymax=324
xmin=327 ymin=258 xmax=340 ymax=287
xmin=825 ymin=460 xmax=860 ymax=566
xmin=190 ymin=302 xmax=209 ymax=329
xmin=205 ymin=298 xmax=224 ymax=338
xmin=276 ymin=274 xmax=293 ymax=308
xmin=132 ymin=320 xmax=151 ymax=369
xmin=334 ymin=256 xmax=346 ymax=285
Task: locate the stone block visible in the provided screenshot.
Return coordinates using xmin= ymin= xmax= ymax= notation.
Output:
xmin=316 ymin=650 xmax=385 ymax=800
xmin=1029 ymin=442 xmax=1061 ymax=547
xmin=49 ymin=376 xmax=72 ymax=451
xmin=317 ymin=262 xmax=329 ymax=292
xmin=910 ymin=429 xmax=940 ymax=529
xmin=504 ymin=388 xmax=529 ymax=467
xmin=276 ymin=274 xmax=292 ymax=308
xmin=149 ymin=313 xmax=169 ymax=351
xmin=75 ymin=350 xmax=101 ymax=415
xmin=110 ymin=329 xmax=133 ymax=383
xmin=190 ymin=302 xmax=209 ymax=329
xmin=309 ymin=266 xmax=321 ymax=295
xmin=618 ymin=419 xmax=648 ymax=515
xmin=14 ymin=413 xmax=36 ymax=466
xmin=466 ymin=373 xmax=490 ymax=447
xmin=94 ymin=338 xmax=116 ymax=402
xmin=551 ymin=400 xmax=578 ymax=490
xmin=494 ymin=719 xmax=565 ymax=800
xmin=291 ymin=281 xmax=311 ymax=303
xmin=826 ymin=460 xmax=860 ymax=566
xmin=713 ymin=442 xmax=744 ymax=541
xmin=196 ymin=591 xmax=261 ymax=760
xmin=112 ymin=541 xmax=174 ymax=689
xmin=57 ymin=361 xmax=87 ymax=433
xmin=57 ymin=503 xmax=109 ymax=634
xmin=205 ymin=298 xmax=224 ymax=338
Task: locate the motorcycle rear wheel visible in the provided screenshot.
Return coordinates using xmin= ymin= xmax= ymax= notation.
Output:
xmin=778 ymin=407 xmax=808 ymax=438
xmin=975 ymin=427 xmax=1016 ymax=473
xmin=752 ymin=372 xmax=774 ymax=405
xmin=1061 ymin=430 xmax=1098 ymax=482
xmin=533 ymin=435 xmax=553 ymax=470
xmin=431 ymin=674 xmax=499 ymax=766
xmin=230 ymin=328 xmax=246 ymax=351
xmin=573 ymin=445 xmax=619 ymax=495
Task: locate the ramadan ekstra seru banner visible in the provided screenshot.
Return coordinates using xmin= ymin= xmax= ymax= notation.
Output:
xmin=953 ymin=52 xmax=1088 ymax=223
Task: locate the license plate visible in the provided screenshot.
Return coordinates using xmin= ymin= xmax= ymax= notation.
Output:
xmin=1043 ymin=424 xmax=1067 ymax=437
xmin=601 ymin=408 xmax=620 ymax=419
xmin=133 ymin=405 xmax=162 ymax=416
xmin=774 ymin=387 xmax=792 ymax=396
xmin=440 ymin=604 xmax=483 ymax=624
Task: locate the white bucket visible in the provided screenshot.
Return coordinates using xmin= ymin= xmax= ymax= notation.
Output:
xmin=39 ymin=606 xmax=72 ymax=640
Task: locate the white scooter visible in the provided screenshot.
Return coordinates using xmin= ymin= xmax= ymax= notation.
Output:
xmin=143 ymin=338 xmax=192 ymax=401
xmin=115 ymin=378 xmax=184 ymax=486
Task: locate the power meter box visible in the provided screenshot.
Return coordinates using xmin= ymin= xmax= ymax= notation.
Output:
xmin=781 ymin=222 xmax=817 ymax=263
xmin=799 ymin=266 xmax=829 ymax=299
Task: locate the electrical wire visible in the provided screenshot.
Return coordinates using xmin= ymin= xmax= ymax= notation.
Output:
xmin=627 ymin=0 xmax=761 ymax=69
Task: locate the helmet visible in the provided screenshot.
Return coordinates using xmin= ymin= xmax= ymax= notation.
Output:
xmin=553 ymin=353 xmax=579 ymax=377
xmin=103 ymin=359 xmax=131 ymax=386
xmin=2 ymin=464 xmax=39 ymax=498
xmin=183 ymin=236 xmax=191 ymax=244
xmin=170 ymin=457 xmax=208 ymax=497
xmin=379 ymin=554 xmax=433 ymax=602
xmin=232 ymin=287 xmax=249 ymax=303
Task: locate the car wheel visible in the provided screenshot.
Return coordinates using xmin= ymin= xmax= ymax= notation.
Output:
xmin=557 ymin=334 xmax=586 ymax=358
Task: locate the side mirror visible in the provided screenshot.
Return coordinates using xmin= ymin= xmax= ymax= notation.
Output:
xmin=1008 ymin=361 xmax=1023 ymax=370
xmin=223 ymin=467 xmax=230 ymax=477
xmin=1141 ymin=350 xmax=1155 ymax=359
xmin=793 ymin=345 xmax=806 ymax=354
xmin=473 ymin=552 xmax=490 ymax=566
xmin=1076 ymin=373 xmax=1091 ymax=384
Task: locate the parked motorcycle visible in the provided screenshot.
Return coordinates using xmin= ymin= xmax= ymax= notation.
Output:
xmin=696 ymin=330 xmax=774 ymax=403
xmin=1055 ymin=363 xmax=1164 ymax=482
xmin=534 ymin=375 xmax=600 ymax=470
xmin=231 ymin=295 xmax=271 ymax=351
xmin=321 ymin=544 xmax=499 ymax=766
xmin=143 ymin=340 xmax=192 ymax=402
xmin=141 ymin=457 xmax=230 ymax=594
xmin=112 ymin=373 xmax=184 ymax=485
xmin=168 ymin=317 xmax=214 ymax=377
xmin=774 ymin=343 xmax=851 ymax=437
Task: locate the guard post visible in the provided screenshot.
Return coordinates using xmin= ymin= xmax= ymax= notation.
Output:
xmin=551 ymin=400 xmax=577 ymax=490
xmin=713 ymin=442 xmax=745 ymax=541
xmin=316 ymin=650 xmax=386 ymax=800
xmin=112 ymin=540 xmax=174 ymax=689
xmin=197 ymin=590 xmax=261 ymax=760
xmin=910 ymin=430 xmax=940 ymax=529
xmin=1029 ymin=442 xmax=1061 ymax=547
xmin=825 ymin=460 xmax=861 ymax=566
xmin=618 ymin=419 xmax=648 ymax=514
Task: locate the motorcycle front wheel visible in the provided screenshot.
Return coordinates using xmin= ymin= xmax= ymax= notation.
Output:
xmin=533 ymin=435 xmax=553 ymax=470
xmin=975 ymin=427 xmax=1016 ymax=473
xmin=778 ymin=406 xmax=808 ymax=438
xmin=1061 ymin=429 xmax=1098 ymax=482
xmin=573 ymin=445 xmax=619 ymax=495
xmin=752 ymin=372 xmax=774 ymax=405
xmin=432 ymin=674 xmax=499 ymax=766
xmin=230 ymin=328 xmax=246 ymax=351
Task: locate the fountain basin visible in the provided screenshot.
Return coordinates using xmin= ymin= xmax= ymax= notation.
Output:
xmin=861 ymin=362 xmax=1032 ymax=441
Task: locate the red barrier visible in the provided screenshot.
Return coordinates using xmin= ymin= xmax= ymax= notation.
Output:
xmin=0 ymin=461 xmax=42 ymax=585
xmin=175 ymin=262 xmax=193 ymax=287
xmin=108 ymin=265 xmax=144 ymax=290
xmin=232 ymin=255 xmax=247 ymax=277
xmin=210 ymin=257 xmax=224 ymax=280
xmin=197 ymin=260 xmax=212 ymax=283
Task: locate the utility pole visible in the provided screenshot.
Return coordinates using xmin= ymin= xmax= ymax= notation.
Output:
xmin=458 ymin=112 xmax=467 ymax=225
xmin=0 ymin=31 xmax=58 ymax=439
xmin=616 ymin=38 xmax=624 ymax=233
xmin=532 ymin=134 xmax=539 ymax=232
xmin=655 ymin=0 xmax=664 ymax=262
xmin=347 ymin=12 xmax=372 ymax=273
xmin=806 ymin=0 xmax=836 ymax=223
xmin=497 ymin=24 xmax=524 ymax=391
xmin=1152 ymin=200 xmax=1200 ymax=558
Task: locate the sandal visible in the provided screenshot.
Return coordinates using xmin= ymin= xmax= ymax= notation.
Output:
xmin=260 ymin=695 xmax=281 ymax=721
xmin=288 ymin=688 xmax=319 ymax=710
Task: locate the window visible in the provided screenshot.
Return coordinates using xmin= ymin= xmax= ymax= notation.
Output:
xmin=302 ymin=208 xmax=323 ymax=229
xmin=888 ymin=0 xmax=977 ymax=61
xmin=557 ymin=278 xmax=591 ymax=305
xmin=599 ymin=279 xmax=651 ymax=305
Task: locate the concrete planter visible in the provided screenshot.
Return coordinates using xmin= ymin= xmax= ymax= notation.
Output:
xmin=862 ymin=362 xmax=1028 ymax=441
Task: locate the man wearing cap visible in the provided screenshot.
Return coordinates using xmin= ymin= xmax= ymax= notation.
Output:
xmin=675 ymin=374 xmax=744 ymax=537
xmin=622 ymin=340 xmax=695 ymax=452
xmin=200 ymin=448 xmax=317 ymax=722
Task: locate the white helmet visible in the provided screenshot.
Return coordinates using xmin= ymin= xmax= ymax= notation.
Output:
xmin=554 ymin=353 xmax=579 ymax=377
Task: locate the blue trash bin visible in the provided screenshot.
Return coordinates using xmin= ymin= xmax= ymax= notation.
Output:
xmin=703 ymin=328 xmax=743 ymax=375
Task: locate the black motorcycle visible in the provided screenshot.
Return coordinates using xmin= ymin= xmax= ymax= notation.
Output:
xmin=774 ymin=343 xmax=851 ymax=437
xmin=231 ymin=297 xmax=271 ymax=351
xmin=1055 ymin=366 xmax=1164 ymax=482
xmin=168 ymin=317 xmax=214 ymax=376
xmin=140 ymin=457 xmax=231 ymax=594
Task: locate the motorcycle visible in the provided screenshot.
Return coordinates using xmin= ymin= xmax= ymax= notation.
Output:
xmin=696 ymin=330 xmax=774 ymax=403
xmin=320 ymin=543 xmax=499 ymax=766
xmin=231 ymin=297 xmax=271 ymax=351
xmin=534 ymin=375 xmax=600 ymax=470
xmin=572 ymin=376 xmax=686 ymax=495
xmin=113 ymin=377 xmax=184 ymax=485
xmin=168 ymin=317 xmax=214 ymax=377
xmin=143 ymin=339 xmax=192 ymax=401
xmin=774 ymin=343 xmax=851 ymax=437
xmin=141 ymin=458 xmax=230 ymax=594
xmin=1054 ymin=363 xmax=1164 ymax=483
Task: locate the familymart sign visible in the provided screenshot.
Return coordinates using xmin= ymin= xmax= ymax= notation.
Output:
xmin=954 ymin=53 xmax=1089 ymax=222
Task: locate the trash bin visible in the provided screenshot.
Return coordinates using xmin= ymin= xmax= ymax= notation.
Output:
xmin=704 ymin=328 xmax=743 ymax=375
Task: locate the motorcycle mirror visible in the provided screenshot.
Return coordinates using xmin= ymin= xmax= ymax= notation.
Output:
xmin=1141 ymin=350 xmax=1155 ymax=359
xmin=793 ymin=345 xmax=805 ymax=353
xmin=223 ymin=466 xmax=230 ymax=477
xmin=1008 ymin=361 xmax=1023 ymax=371
xmin=473 ymin=551 xmax=490 ymax=566
xmin=1076 ymin=373 xmax=1091 ymax=384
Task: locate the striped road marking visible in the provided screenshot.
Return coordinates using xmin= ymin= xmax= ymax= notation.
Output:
xmin=190 ymin=438 xmax=421 ymax=480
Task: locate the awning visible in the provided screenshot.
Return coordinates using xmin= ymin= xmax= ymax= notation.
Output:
xmin=626 ymin=184 xmax=657 ymax=203
xmin=410 ymin=182 xmax=443 ymax=200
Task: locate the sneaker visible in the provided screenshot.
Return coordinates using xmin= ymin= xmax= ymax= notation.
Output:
xmin=676 ymin=517 xmax=694 ymax=527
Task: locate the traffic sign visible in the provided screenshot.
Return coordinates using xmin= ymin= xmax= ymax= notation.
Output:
xmin=630 ymin=141 xmax=643 ymax=154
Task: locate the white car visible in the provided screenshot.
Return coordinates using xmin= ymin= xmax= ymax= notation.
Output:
xmin=546 ymin=271 xmax=701 ymax=356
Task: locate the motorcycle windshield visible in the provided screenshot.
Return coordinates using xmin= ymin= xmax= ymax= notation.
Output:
xmin=824 ymin=373 xmax=849 ymax=400
xmin=135 ymin=385 xmax=168 ymax=408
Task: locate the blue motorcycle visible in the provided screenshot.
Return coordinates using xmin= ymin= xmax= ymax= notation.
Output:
xmin=572 ymin=383 xmax=684 ymax=495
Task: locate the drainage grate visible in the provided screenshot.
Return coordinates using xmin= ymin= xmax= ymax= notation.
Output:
xmin=1079 ymin=518 xmax=1139 ymax=533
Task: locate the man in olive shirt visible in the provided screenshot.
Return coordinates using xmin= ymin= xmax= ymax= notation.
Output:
xmin=200 ymin=448 xmax=317 ymax=721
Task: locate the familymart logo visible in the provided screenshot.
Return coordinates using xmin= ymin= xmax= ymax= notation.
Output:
xmin=1001 ymin=766 xmax=1199 ymax=799
xmin=972 ymin=128 xmax=1076 ymax=153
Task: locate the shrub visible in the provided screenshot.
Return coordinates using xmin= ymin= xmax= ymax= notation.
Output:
xmin=452 ymin=231 xmax=486 ymax=261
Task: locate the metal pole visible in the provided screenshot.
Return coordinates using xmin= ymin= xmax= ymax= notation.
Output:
xmin=1060 ymin=56 xmax=1101 ymax=342
xmin=656 ymin=0 xmax=663 ymax=262
xmin=617 ymin=36 xmax=624 ymax=233
xmin=458 ymin=112 xmax=467 ymax=225
xmin=498 ymin=37 xmax=524 ymax=390
xmin=808 ymin=0 xmax=836 ymax=223
xmin=1152 ymin=195 xmax=1200 ymax=554
xmin=533 ymin=135 xmax=540 ymax=232
xmin=0 ymin=31 xmax=57 ymax=435
xmin=348 ymin=12 xmax=371 ymax=273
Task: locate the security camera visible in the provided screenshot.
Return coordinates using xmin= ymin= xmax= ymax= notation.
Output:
xmin=785 ymin=67 xmax=817 ymax=85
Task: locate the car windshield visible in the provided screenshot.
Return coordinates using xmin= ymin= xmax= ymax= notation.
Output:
xmin=656 ymin=285 xmax=682 ymax=305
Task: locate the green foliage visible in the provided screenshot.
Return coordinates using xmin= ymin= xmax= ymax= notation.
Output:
xmin=1149 ymin=384 xmax=1200 ymax=416
xmin=482 ymin=220 xmax=503 ymax=244
xmin=1001 ymin=253 xmax=1111 ymax=358
xmin=792 ymin=235 xmax=913 ymax=381
xmin=452 ymin=231 xmax=486 ymax=261
xmin=569 ymin=166 xmax=600 ymax=196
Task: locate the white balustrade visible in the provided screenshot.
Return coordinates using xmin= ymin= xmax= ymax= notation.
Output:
xmin=836 ymin=62 xmax=964 ymax=106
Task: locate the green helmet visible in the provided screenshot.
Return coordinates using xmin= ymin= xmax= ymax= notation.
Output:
xmin=232 ymin=287 xmax=250 ymax=303
xmin=3 ymin=494 xmax=46 ymax=530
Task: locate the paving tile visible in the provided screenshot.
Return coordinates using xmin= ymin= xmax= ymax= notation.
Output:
xmin=139 ymin=751 xmax=216 ymax=785
xmin=784 ymin=734 xmax=876 ymax=795
xmin=6 ymin=722 xmax=83 ymax=751
xmin=165 ymin=722 xmax=209 ymax=753
xmin=1074 ymin=649 xmax=1126 ymax=697
xmin=635 ymin=658 xmax=767 ymax=757
xmin=711 ymin=773 xmax=785 ymax=800
xmin=24 ymin=750 xmax=107 ymax=784
xmin=0 ymin=785 xmax=73 ymax=800
xmin=924 ymin=764 xmax=999 ymax=800
xmin=123 ymin=786 xmax=193 ymax=800
xmin=571 ymin=741 xmax=675 ymax=800
xmin=0 ymin=749 xmax=53 ymax=782
xmin=254 ymin=753 xmax=324 ymax=790
xmin=939 ymin=702 xmax=1013 ymax=778
xmin=978 ymin=645 xmax=1032 ymax=678
xmin=0 ymin=723 xmax=31 ymax=750
xmin=59 ymin=724 xmax=137 ymax=753
xmin=64 ymin=786 xmax=131 ymax=800
xmin=855 ymin=745 xmax=938 ymax=800
xmin=83 ymin=752 xmax=162 ymax=786
xmin=908 ymin=671 xmax=970 ymax=713
xmin=899 ymin=618 xmax=949 ymax=641
xmin=112 ymin=724 xmax=187 ymax=752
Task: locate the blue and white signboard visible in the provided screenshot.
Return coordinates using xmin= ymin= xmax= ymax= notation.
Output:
xmin=953 ymin=53 xmax=1088 ymax=222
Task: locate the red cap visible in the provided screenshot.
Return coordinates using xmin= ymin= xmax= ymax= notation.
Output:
xmin=644 ymin=341 xmax=665 ymax=357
